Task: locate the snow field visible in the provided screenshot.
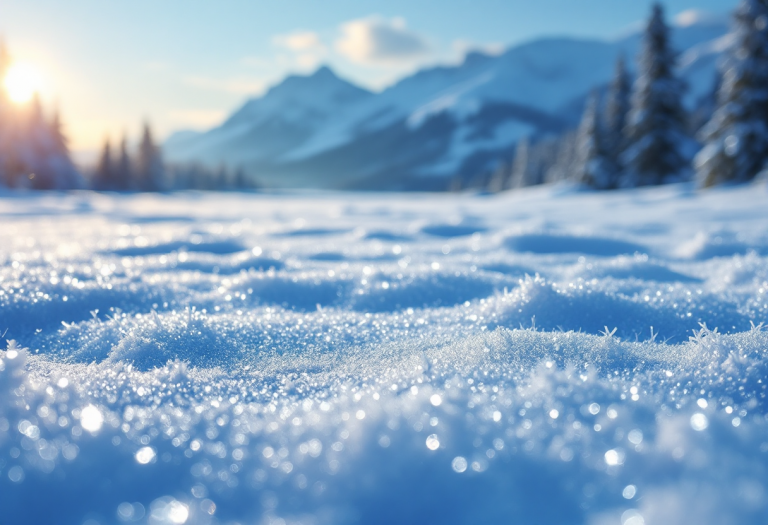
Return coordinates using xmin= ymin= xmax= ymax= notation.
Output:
xmin=1 ymin=184 xmax=767 ymax=524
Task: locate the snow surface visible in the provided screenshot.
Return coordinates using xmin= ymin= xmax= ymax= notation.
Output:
xmin=1 ymin=184 xmax=768 ymax=524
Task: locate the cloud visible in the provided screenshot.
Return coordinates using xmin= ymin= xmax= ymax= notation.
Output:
xmin=272 ymin=30 xmax=327 ymax=70
xmin=335 ymin=16 xmax=430 ymax=66
xmin=451 ymin=40 xmax=505 ymax=60
xmin=673 ymin=9 xmax=719 ymax=27
xmin=184 ymin=76 xmax=267 ymax=95
xmin=273 ymin=31 xmax=324 ymax=52
xmin=167 ymin=109 xmax=227 ymax=129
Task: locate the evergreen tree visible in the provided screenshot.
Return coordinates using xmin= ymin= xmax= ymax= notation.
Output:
xmin=603 ymin=56 xmax=631 ymax=172
xmin=621 ymin=3 xmax=689 ymax=187
xmin=689 ymin=71 xmax=721 ymax=136
xmin=545 ymin=130 xmax=578 ymax=183
xmin=114 ymin=136 xmax=132 ymax=190
xmin=574 ymin=92 xmax=615 ymax=189
xmin=234 ymin=166 xmax=249 ymax=189
xmin=93 ymin=138 xmax=114 ymax=190
xmin=508 ymin=137 xmax=533 ymax=188
xmin=486 ymin=159 xmax=509 ymax=193
xmin=136 ymin=122 xmax=164 ymax=191
xmin=695 ymin=0 xmax=768 ymax=187
xmin=38 ymin=110 xmax=82 ymax=190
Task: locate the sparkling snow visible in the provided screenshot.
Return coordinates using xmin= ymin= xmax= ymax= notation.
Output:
xmin=1 ymin=183 xmax=767 ymax=524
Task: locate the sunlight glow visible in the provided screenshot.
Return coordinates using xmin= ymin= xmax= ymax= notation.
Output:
xmin=3 ymin=62 xmax=43 ymax=104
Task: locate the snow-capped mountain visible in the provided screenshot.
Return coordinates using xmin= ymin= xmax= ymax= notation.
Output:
xmin=164 ymin=13 xmax=730 ymax=190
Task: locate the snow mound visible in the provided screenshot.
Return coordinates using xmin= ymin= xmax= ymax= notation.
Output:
xmin=1 ymin=184 xmax=767 ymax=524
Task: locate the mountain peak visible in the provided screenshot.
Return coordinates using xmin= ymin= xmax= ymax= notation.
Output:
xmin=275 ymin=65 xmax=370 ymax=95
xmin=311 ymin=65 xmax=336 ymax=79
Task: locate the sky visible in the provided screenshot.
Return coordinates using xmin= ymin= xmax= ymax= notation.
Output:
xmin=0 ymin=0 xmax=739 ymax=160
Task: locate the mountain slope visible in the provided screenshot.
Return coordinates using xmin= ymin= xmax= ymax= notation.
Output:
xmin=165 ymin=66 xmax=373 ymax=167
xmin=165 ymin=15 xmax=730 ymax=189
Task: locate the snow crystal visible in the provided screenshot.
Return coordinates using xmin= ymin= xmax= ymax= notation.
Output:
xmin=0 ymin=184 xmax=767 ymax=524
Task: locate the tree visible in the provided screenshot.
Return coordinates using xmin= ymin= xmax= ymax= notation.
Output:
xmin=621 ymin=3 xmax=689 ymax=187
xmin=486 ymin=159 xmax=509 ymax=193
xmin=37 ymin=109 xmax=82 ymax=190
xmin=135 ymin=122 xmax=164 ymax=191
xmin=114 ymin=136 xmax=132 ymax=190
xmin=93 ymin=138 xmax=114 ymax=190
xmin=603 ymin=56 xmax=631 ymax=172
xmin=508 ymin=137 xmax=533 ymax=188
xmin=545 ymin=130 xmax=578 ymax=183
xmin=695 ymin=0 xmax=768 ymax=187
xmin=574 ymin=92 xmax=615 ymax=189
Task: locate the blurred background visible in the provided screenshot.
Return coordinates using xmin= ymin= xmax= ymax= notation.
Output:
xmin=0 ymin=0 xmax=753 ymax=191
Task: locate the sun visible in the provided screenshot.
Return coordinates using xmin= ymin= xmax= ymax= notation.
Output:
xmin=3 ymin=62 xmax=43 ymax=104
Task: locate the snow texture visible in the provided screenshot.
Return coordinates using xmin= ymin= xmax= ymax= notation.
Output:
xmin=1 ymin=185 xmax=768 ymax=524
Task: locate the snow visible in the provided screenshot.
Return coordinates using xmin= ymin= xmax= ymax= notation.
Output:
xmin=1 ymin=184 xmax=768 ymax=524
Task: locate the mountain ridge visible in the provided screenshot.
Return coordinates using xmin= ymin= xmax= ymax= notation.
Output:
xmin=164 ymin=14 xmax=730 ymax=190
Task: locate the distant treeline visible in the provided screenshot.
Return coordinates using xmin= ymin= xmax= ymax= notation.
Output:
xmin=457 ymin=0 xmax=768 ymax=192
xmin=92 ymin=127 xmax=257 ymax=192
xmin=0 ymin=42 xmax=257 ymax=193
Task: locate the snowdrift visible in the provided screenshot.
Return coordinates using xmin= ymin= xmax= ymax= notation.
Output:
xmin=0 ymin=183 xmax=767 ymax=524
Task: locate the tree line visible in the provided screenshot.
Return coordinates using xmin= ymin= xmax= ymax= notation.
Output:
xmin=0 ymin=42 xmax=255 ymax=192
xmin=473 ymin=0 xmax=768 ymax=192
xmin=92 ymin=127 xmax=256 ymax=191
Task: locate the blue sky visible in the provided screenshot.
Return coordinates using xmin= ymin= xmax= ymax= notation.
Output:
xmin=1 ymin=0 xmax=738 ymax=156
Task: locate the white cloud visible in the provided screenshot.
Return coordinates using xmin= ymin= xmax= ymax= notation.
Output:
xmin=335 ymin=16 xmax=430 ymax=66
xmin=167 ymin=109 xmax=226 ymax=129
xmin=184 ymin=75 xmax=267 ymax=95
xmin=273 ymin=31 xmax=324 ymax=52
xmin=673 ymin=9 xmax=719 ymax=27
xmin=272 ymin=30 xmax=327 ymax=71
xmin=451 ymin=39 xmax=505 ymax=61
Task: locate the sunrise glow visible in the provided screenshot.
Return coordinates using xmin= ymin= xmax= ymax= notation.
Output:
xmin=3 ymin=62 xmax=43 ymax=104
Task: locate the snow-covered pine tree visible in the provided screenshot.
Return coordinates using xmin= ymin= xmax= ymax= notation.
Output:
xmin=114 ymin=136 xmax=133 ymax=190
xmin=234 ymin=166 xmax=249 ymax=189
xmin=526 ymin=137 xmax=559 ymax=186
xmin=574 ymin=92 xmax=615 ymax=189
xmin=508 ymin=137 xmax=533 ymax=188
xmin=603 ymin=56 xmax=631 ymax=174
xmin=38 ymin=109 xmax=82 ymax=190
xmin=545 ymin=130 xmax=578 ymax=183
xmin=93 ymin=138 xmax=114 ymax=190
xmin=621 ymin=3 xmax=689 ymax=187
xmin=695 ymin=0 xmax=768 ymax=187
xmin=689 ymin=70 xmax=721 ymax=137
xmin=136 ymin=122 xmax=164 ymax=191
xmin=486 ymin=159 xmax=510 ymax=193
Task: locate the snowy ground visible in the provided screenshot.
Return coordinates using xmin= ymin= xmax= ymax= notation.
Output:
xmin=1 ymin=183 xmax=767 ymax=525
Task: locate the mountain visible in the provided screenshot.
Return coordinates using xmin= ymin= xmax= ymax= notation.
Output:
xmin=164 ymin=13 xmax=730 ymax=190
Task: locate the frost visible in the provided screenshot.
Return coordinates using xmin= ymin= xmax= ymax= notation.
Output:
xmin=1 ymin=187 xmax=768 ymax=523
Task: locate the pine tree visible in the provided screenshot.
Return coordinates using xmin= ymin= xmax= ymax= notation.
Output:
xmin=574 ymin=92 xmax=615 ymax=189
xmin=42 ymin=110 xmax=82 ymax=190
xmin=486 ymin=159 xmax=509 ymax=193
xmin=114 ymin=136 xmax=132 ymax=190
xmin=695 ymin=0 xmax=768 ymax=187
xmin=545 ymin=130 xmax=578 ymax=183
xmin=234 ymin=166 xmax=249 ymax=189
xmin=621 ymin=3 xmax=689 ymax=187
xmin=508 ymin=137 xmax=533 ymax=188
xmin=93 ymin=138 xmax=114 ymax=190
xmin=136 ymin=122 xmax=164 ymax=191
xmin=603 ymin=56 xmax=631 ymax=173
